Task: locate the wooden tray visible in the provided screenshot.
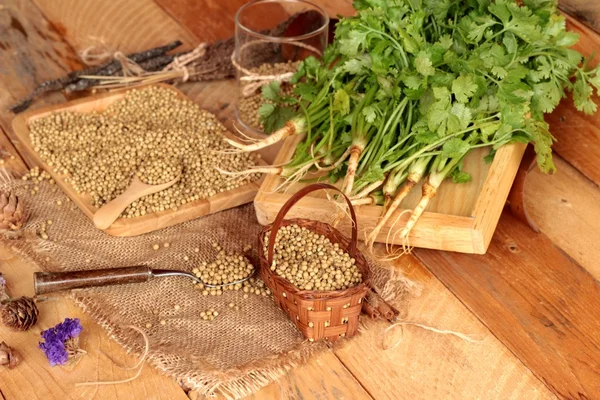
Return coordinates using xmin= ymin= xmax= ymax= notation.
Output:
xmin=254 ymin=135 xmax=526 ymax=254
xmin=11 ymin=84 xmax=264 ymax=237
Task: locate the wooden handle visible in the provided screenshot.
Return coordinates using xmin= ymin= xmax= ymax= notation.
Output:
xmin=267 ymin=183 xmax=359 ymax=266
xmin=93 ymin=189 xmax=144 ymax=230
xmin=34 ymin=266 xmax=152 ymax=295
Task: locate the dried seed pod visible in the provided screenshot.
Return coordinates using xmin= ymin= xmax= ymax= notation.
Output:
xmin=0 ymin=341 xmax=22 ymax=369
xmin=0 ymin=191 xmax=26 ymax=231
xmin=0 ymin=297 xmax=39 ymax=331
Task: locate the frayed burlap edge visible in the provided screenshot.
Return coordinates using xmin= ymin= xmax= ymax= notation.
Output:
xmin=71 ymin=294 xmax=329 ymax=399
xmin=0 ymin=167 xmax=417 ymax=399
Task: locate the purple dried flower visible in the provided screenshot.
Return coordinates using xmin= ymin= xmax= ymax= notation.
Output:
xmin=0 ymin=276 xmax=6 ymax=286
xmin=39 ymin=318 xmax=83 ymax=366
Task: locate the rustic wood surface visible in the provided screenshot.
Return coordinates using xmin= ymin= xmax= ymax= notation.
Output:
xmin=0 ymin=1 xmax=599 ymax=400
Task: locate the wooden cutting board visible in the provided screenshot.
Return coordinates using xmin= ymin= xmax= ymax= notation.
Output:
xmin=254 ymin=134 xmax=526 ymax=254
xmin=11 ymin=84 xmax=264 ymax=237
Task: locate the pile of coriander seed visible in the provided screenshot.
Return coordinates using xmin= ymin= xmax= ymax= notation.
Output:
xmin=264 ymin=224 xmax=362 ymax=291
xmin=29 ymin=86 xmax=261 ymax=218
xmin=192 ymin=245 xmax=271 ymax=297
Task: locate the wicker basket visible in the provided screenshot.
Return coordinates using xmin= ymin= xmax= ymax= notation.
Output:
xmin=258 ymin=183 xmax=372 ymax=342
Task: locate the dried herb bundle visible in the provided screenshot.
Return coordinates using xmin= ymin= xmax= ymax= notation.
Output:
xmin=10 ymin=41 xmax=183 ymax=113
xmin=10 ymin=11 xmax=330 ymax=113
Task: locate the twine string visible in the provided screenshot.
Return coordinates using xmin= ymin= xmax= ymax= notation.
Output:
xmin=163 ymin=43 xmax=208 ymax=82
xmin=75 ymin=325 xmax=149 ymax=387
xmin=382 ymin=321 xmax=482 ymax=350
xmin=231 ymin=40 xmax=323 ymax=97
xmin=79 ymin=44 xmax=147 ymax=77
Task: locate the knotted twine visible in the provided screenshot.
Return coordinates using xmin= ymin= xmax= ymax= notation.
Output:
xmin=79 ymin=43 xmax=147 ymax=77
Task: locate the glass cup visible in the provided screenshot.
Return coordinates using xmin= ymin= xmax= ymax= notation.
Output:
xmin=234 ymin=0 xmax=329 ymax=135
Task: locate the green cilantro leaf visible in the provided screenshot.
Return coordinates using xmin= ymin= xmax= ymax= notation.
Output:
xmin=258 ymin=103 xmax=275 ymax=118
xmin=452 ymin=74 xmax=478 ymax=103
xmin=261 ymin=81 xmax=281 ymax=102
xmin=260 ymin=105 xmax=295 ymax=134
xmin=442 ymin=138 xmax=470 ymax=158
xmin=415 ymin=51 xmax=436 ymax=76
xmin=451 ymin=169 xmax=472 ymax=184
xmin=362 ymin=105 xmax=377 ymax=123
xmin=333 ymin=89 xmax=351 ymax=116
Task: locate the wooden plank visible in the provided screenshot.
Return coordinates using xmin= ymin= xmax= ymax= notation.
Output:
xmin=0 ymin=126 xmax=29 ymax=177
xmin=524 ymin=156 xmax=600 ymax=281
xmin=216 ymin=352 xmax=372 ymax=400
xmin=0 ymin=244 xmax=189 ymax=400
xmin=545 ymin=14 xmax=600 ymax=186
xmin=32 ymin=0 xmax=198 ymax=53
xmin=560 ymin=0 xmax=600 ymax=34
xmin=334 ymin=249 xmax=555 ymax=400
xmin=0 ymin=0 xmax=83 ymax=159
xmin=413 ymin=212 xmax=600 ymax=399
xmin=11 ymin=84 xmax=263 ymax=237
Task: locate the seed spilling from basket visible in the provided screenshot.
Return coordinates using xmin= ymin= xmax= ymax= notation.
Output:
xmin=263 ymin=224 xmax=362 ymax=291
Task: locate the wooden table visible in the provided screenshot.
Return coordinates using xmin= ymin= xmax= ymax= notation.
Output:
xmin=1 ymin=1 xmax=599 ymax=399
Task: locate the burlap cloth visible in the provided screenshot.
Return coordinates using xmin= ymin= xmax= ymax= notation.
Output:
xmin=0 ymin=170 xmax=413 ymax=398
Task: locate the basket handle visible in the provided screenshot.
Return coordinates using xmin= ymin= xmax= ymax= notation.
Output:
xmin=267 ymin=183 xmax=359 ymax=266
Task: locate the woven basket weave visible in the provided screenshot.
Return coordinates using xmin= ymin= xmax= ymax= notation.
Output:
xmin=258 ymin=183 xmax=371 ymax=342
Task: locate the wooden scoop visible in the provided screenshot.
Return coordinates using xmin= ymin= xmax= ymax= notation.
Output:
xmin=93 ymin=175 xmax=179 ymax=230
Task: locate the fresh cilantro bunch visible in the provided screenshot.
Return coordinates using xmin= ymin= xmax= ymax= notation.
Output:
xmin=246 ymin=0 xmax=600 ymax=245
xmin=250 ymin=0 xmax=598 ymax=223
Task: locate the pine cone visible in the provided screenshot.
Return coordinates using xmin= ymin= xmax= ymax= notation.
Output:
xmin=0 ymin=191 xmax=26 ymax=230
xmin=1 ymin=297 xmax=39 ymax=331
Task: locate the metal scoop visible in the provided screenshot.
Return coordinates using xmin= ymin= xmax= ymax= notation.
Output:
xmin=33 ymin=265 xmax=256 ymax=295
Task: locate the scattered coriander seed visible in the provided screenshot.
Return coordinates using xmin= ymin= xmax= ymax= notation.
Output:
xmin=85 ymin=259 xmax=91 ymax=263
xmin=152 ymin=243 xmax=160 ymax=251
xmin=41 ymin=233 xmax=49 ymax=240
xmin=160 ymin=320 xmax=166 ymax=326
xmin=47 ymin=220 xmax=53 ymax=225
xmin=194 ymin=248 xmax=200 ymax=253
xmin=45 ymin=257 xmax=50 ymax=262
xmin=213 ymin=311 xmax=219 ymax=317
xmin=163 ymin=242 xmax=170 ymax=248
xmin=56 ymin=200 xmax=62 ymax=206
xmin=145 ymin=323 xmax=152 ymax=329
xmin=228 ymin=303 xmax=235 ymax=308
xmin=235 ymin=306 xmax=240 ymax=311
xmin=184 ymin=256 xmax=189 ymax=261
xmin=243 ymin=294 xmax=249 ymax=299
xmin=174 ymin=305 xmax=181 ymax=311
xmin=10 ymin=155 xmax=15 ymax=160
